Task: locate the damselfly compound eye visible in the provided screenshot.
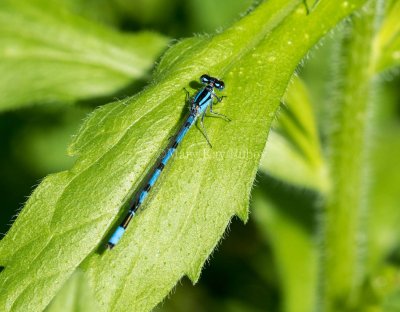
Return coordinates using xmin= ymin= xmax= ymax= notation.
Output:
xmin=214 ymin=80 xmax=225 ymax=90
xmin=200 ymin=74 xmax=211 ymax=84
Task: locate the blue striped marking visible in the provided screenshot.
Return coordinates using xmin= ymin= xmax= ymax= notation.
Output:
xmin=108 ymin=226 xmax=125 ymax=246
xmin=162 ymin=148 xmax=174 ymax=165
xmin=176 ymin=127 xmax=190 ymax=143
xmin=187 ymin=115 xmax=195 ymax=124
xmin=138 ymin=190 xmax=148 ymax=203
xmin=107 ymin=75 xmax=227 ymax=249
xmin=149 ymin=169 xmax=161 ymax=186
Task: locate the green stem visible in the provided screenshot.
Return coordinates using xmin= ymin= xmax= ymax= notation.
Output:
xmin=323 ymin=1 xmax=378 ymax=311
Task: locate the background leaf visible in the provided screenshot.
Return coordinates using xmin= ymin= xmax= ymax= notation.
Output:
xmin=45 ymin=269 xmax=98 ymax=312
xmin=373 ymin=0 xmax=400 ymax=73
xmin=259 ymin=76 xmax=328 ymax=192
xmin=252 ymin=174 xmax=319 ymax=312
xmin=0 ymin=0 xmax=168 ymax=111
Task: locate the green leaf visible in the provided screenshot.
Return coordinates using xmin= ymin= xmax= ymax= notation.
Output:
xmin=252 ymin=173 xmax=319 ymax=312
xmin=0 ymin=0 xmax=168 ymax=111
xmin=45 ymin=269 xmax=98 ymax=312
xmin=59 ymin=0 xmax=122 ymax=27
xmin=0 ymin=1 xmax=366 ymax=311
xmin=186 ymin=0 xmax=254 ymax=33
xmin=259 ymin=76 xmax=328 ymax=192
xmin=367 ymin=126 xmax=400 ymax=273
xmin=373 ymin=0 xmax=400 ymax=73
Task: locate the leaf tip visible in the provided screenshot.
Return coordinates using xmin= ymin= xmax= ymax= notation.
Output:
xmin=186 ymin=263 xmax=203 ymax=284
xmin=235 ymin=203 xmax=249 ymax=223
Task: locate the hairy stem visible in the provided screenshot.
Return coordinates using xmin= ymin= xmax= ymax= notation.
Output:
xmin=323 ymin=1 xmax=378 ymax=310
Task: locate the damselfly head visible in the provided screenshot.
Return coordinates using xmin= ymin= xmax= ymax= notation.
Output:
xmin=200 ymin=74 xmax=225 ymax=90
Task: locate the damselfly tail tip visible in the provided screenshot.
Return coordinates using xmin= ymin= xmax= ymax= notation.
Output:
xmin=106 ymin=242 xmax=115 ymax=250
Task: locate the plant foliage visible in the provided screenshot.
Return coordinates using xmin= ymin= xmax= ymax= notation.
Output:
xmin=0 ymin=0 xmax=372 ymax=311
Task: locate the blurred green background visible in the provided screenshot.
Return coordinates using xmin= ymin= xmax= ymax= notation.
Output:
xmin=1 ymin=0 xmax=400 ymax=311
